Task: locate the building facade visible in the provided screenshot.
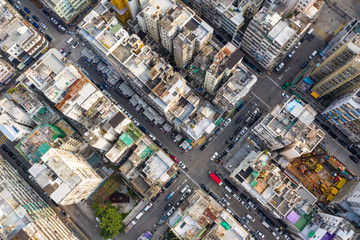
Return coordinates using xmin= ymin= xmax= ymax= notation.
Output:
xmin=0 ymin=155 xmax=77 ymax=240
xmin=310 ymin=34 xmax=360 ymax=99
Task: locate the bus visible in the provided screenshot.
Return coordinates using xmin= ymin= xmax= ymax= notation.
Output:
xmin=210 ymin=172 xmax=223 ymax=185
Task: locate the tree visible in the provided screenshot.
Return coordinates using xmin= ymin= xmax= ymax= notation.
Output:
xmin=99 ymin=206 xmax=125 ymax=239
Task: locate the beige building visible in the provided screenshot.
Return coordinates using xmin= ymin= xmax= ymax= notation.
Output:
xmin=252 ymin=96 xmax=325 ymax=157
xmin=0 ymin=155 xmax=78 ymax=240
xmin=310 ymin=34 xmax=360 ymax=99
xmin=29 ymin=148 xmax=103 ymax=205
xmin=0 ymin=59 xmax=14 ymax=84
xmin=203 ymin=42 xmax=244 ymax=94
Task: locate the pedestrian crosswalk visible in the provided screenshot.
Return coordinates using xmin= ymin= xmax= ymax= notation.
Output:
xmin=312 ymin=21 xmax=347 ymax=41
xmin=0 ymin=135 xmax=8 ymax=145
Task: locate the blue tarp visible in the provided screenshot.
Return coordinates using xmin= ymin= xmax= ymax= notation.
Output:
xmin=303 ymin=77 xmax=314 ymax=85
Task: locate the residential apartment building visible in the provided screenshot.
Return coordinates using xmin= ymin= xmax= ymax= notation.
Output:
xmin=0 ymin=98 xmax=35 ymax=141
xmin=252 ymin=96 xmax=325 ymax=157
xmin=213 ymin=64 xmax=257 ymax=112
xmin=111 ymin=0 xmax=133 ymax=25
xmin=159 ymin=5 xmax=194 ymax=53
xmin=173 ymin=15 xmax=213 ymax=68
xmin=237 ymin=0 xmax=263 ymax=18
xmin=171 ymin=189 xmax=248 ymax=239
xmin=43 ymin=0 xmax=90 ymax=23
xmin=241 ymin=0 xmax=321 ymax=70
xmin=0 ymin=155 xmax=77 ymax=240
xmin=230 ymin=150 xmax=318 ymax=218
xmin=346 ymin=182 xmax=360 ymax=215
xmin=29 ymin=148 xmax=103 ymax=205
xmin=322 ymin=89 xmax=360 ymax=143
xmin=322 ymin=18 xmax=360 ymax=58
xmin=0 ymin=2 xmax=47 ymax=69
xmin=0 ymin=59 xmax=14 ymax=84
xmin=203 ymin=42 xmax=244 ymax=94
xmin=310 ymin=34 xmax=360 ymax=99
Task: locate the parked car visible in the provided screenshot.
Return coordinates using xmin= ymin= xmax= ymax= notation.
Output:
xmin=40 ymin=23 xmax=47 ymax=29
xmin=248 ymin=200 xmax=258 ymax=210
xmin=337 ymin=139 xmax=347 ymax=147
xmin=23 ymin=7 xmax=31 ymax=14
xmin=281 ymin=92 xmax=290 ymax=99
xmin=236 ymin=116 xmax=244 ymax=123
xmin=223 ymin=193 xmax=231 ymax=199
xmin=287 ymin=50 xmax=296 ymax=58
xmin=166 ymin=191 xmax=174 ymax=200
xmin=42 ymin=9 xmax=50 ymax=16
xmin=210 ymin=152 xmax=218 ymax=161
xmin=66 ymin=30 xmax=74 ymax=35
xmin=201 ymin=184 xmax=210 ymax=193
xmin=58 ymin=25 xmax=66 ymax=31
xmin=234 ymin=127 xmax=242 ymax=135
xmin=32 ymin=22 xmax=39 ymax=28
xmin=26 ymin=16 xmax=32 ymax=23
xmin=256 ymin=230 xmax=265 ymax=238
xmin=214 ymin=127 xmax=223 ymax=135
xmin=200 ymin=143 xmax=208 ymax=151
xmin=19 ymin=10 xmax=26 ymax=16
xmin=50 ymin=17 xmax=59 ymax=24
xmin=295 ymin=42 xmax=301 ymax=48
xmin=178 ymin=161 xmax=186 ymax=169
xmin=72 ymin=41 xmax=79 ymax=49
xmin=240 ymin=127 xmax=248 ymax=136
xmin=233 ymin=135 xmax=240 ymax=143
xmin=32 ymin=15 xmax=39 ymax=22
xmin=275 ymin=62 xmax=284 ymax=72
xmin=328 ymin=131 xmax=337 ymax=139
xmin=301 ymin=62 xmax=309 ymax=69
xmin=164 ymin=202 xmax=173 ymax=210
xmin=221 ymin=197 xmax=230 ymax=206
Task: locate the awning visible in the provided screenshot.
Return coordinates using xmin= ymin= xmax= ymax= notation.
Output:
xmin=163 ymin=123 xmax=172 ymax=131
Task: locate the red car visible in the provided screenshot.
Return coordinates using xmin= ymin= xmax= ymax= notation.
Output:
xmin=170 ymin=154 xmax=178 ymax=163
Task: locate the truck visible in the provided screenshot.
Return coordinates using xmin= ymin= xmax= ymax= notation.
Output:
xmin=124 ymin=220 xmax=137 ymax=233
xmin=210 ymin=172 xmax=223 ymax=185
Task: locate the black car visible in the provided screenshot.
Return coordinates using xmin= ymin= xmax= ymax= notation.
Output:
xmin=42 ymin=9 xmax=50 ymax=16
xmin=32 ymin=15 xmax=39 ymax=22
xmin=257 ymin=209 xmax=266 ymax=218
xmin=201 ymin=184 xmax=210 ymax=193
xmin=15 ymin=160 xmax=23 ymax=166
xmin=234 ymin=127 xmax=242 ymax=135
xmin=22 ymin=166 xmax=29 ymax=174
xmin=200 ymin=143 xmax=208 ymax=151
xmin=45 ymin=34 xmax=53 ymax=42
xmin=214 ymin=128 xmax=221 ymax=135
xmin=164 ymin=202 xmax=173 ymax=210
xmin=240 ymin=193 xmax=248 ymax=201
xmin=19 ymin=10 xmax=26 ymax=16
xmin=1 ymin=145 xmax=10 ymax=153
xmin=349 ymin=148 xmax=358 ymax=155
xmin=209 ymin=192 xmax=218 ymax=200
xmin=228 ymin=143 xmax=234 ymax=149
xmin=225 ymin=138 xmax=232 ymax=144
xmin=350 ymin=155 xmax=359 ymax=163
xmin=236 ymin=116 xmax=243 ymax=123
xmin=234 ymin=215 xmax=243 ymax=223
xmin=301 ymin=62 xmax=309 ymax=69
xmin=9 ymin=152 xmax=17 ymax=159
xmin=320 ymin=123 xmax=330 ymax=131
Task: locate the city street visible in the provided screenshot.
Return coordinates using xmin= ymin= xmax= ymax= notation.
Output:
xmin=3 ymin=0 xmax=360 ymax=239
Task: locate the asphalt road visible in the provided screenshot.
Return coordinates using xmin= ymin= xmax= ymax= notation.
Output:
xmin=5 ymin=1 xmax=359 ymax=239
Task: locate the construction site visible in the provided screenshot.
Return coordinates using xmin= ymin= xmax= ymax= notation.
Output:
xmin=285 ymin=145 xmax=353 ymax=205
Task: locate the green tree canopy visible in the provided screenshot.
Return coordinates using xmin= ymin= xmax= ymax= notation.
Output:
xmin=94 ymin=203 xmax=125 ymax=239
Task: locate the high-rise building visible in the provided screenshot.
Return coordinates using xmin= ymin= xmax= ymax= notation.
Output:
xmin=111 ymin=0 xmax=132 ymax=25
xmin=252 ymin=96 xmax=325 ymax=156
xmin=159 ymin=5 xmax=194 ymax=53
xmin=0 ymin=155 xmax=77 ymax=240
xmin=29 ymin=148 xmax=103 ymax=205
xmin=309 ymin=34 xmax=360 ymax=99
xmin=322 ymin=89 xmax=360 ymax=143
xmin=203 ymin=42 xmax=244 ymax=94
xmin=322 ymin=18 xmax=360 ymax=58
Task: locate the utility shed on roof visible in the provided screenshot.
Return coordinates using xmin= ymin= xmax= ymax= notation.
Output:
xmin=268 ymin=21 xmax=295 ymax=46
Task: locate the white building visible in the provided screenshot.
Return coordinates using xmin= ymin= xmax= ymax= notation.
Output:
xmin=0 ymin=155 xmax=77 ymax=240
xmin=29 ymin=148 xmax=103 ymax=206
xmin=204 ymin=42 xmax=244 ymax=94
xmin=0 ymin=2 xmax=47 ymax=68
xmin=213 ymin=64 xmax=257 ymax=112
xmin=252 ymin=96 xmax=325 ymax=157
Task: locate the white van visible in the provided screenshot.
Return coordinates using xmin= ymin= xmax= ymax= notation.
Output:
xmin=224 ymin=185 xmax=233 ymax=194
xmin=307 ymin=28 xmax=314 ymax=35
xmin=135 ymin=211 xmax=145 ymax=220
xmin=181 ymin=185 xmax=189 ymax=193
xmin=262 ymin=220 xmax=270 ymax=229
xmin=246 ymin=214 xmax=255 ymax=222
xmin=309 ymin=51 xmax=317 ymax=59
xmin=66 ymin=37 xmax=74 ymax=45
xmin=143 ymin=203 xmax=152 ymax=212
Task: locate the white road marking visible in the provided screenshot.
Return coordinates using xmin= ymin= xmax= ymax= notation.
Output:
xmin=251 ymin=92 xmax=271 ymax=109
xmin=278 ymin=75 xmax=283 ymax=80
xmin=285 ymin=67 xmax=291 ymax=72
xmin=266 ymin=76 xmax=281 ymax=89
xmin=182 ymin=169 xmax=200 ymax=187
